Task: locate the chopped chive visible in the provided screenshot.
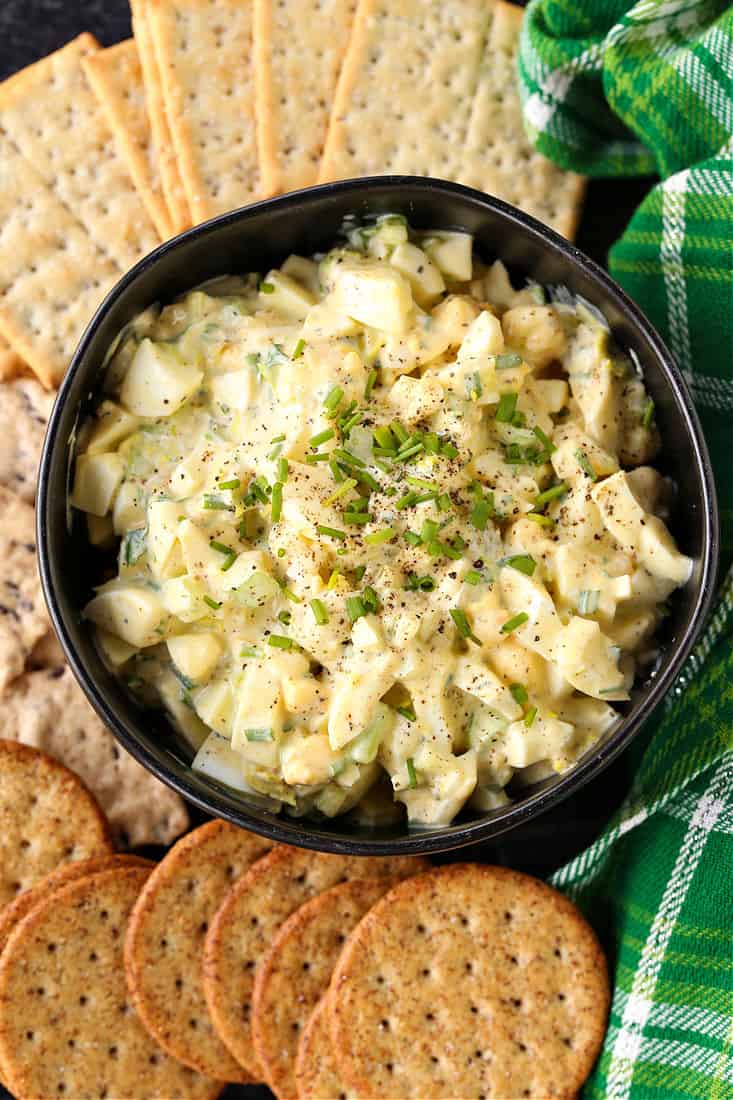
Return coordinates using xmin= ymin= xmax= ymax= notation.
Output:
xmin=436 ymin=492 xmax=452 ymax=512
xmin=495 ymin=392 xmax=518 ymax=423
xmin=397 ymin=443 xmax=424 ymax=462
xmin=509 ymin=682 xmax=528 ymax=706
xmin=338 ymin=399 xmax=358 ymax=424
xmin=271 ymin=433 xmax=286 ymax=444
xmin=354 ymin=565 xmax=367 ymax=582
xmin=407 ymin=476 xmax=438 ymax=492
xmin=203 ymin=595 xmax=221 ymax=610
xmin=310 ymin=427 xmax=335 ymax=448
xmin=405 ymin=573 xmax=435 ymax=592
xmin=324 ymin=477 xmax=358 ymax=505
xmin=406 ymin=757 xmax=418 ymax=788
xmin=277 ymin=457 xmax=289 ymax=483
xmin=390 ymin=421 xmax=409 ymax=445
xmin=495 ymin=352 xmax=522 ymax=370
xmin=642 ymin=398 xmax=655 ymax=429
xmin=210 ymin=539 xmax=232 ymax=556
xmin=278 ymin=609 xmax=292 ymax=625
xmin=317 ymin=524 xmax=347 ymax=540
xmin=203 ymin=494 xmax=235 ymax=511
xmin=421 ymin=518 xmax=440 ymax=543
xmin=305 ymin=452 xmax=331 ymax=463
xmin=292 ymin=338 xmax=306 ymax=359
xmin=450 ymin=608 xmax=480 ymax=644
xmin=333 ymin=447 xmax=365 ymax=468
xmin=271 ymin=481 xmax=283 ymax=522
xmin=466 ymin=371 xmax=483 ymax=401
xmin=218 ymin=478 xmax=240 ymax=490
xmin=470 ymin=492 xmax=494 ymax=531
xmin=441 ymin=541 xmax=463 ymax=561
xmin=346 ymin=596 xmax=366 ymax=622
xmin=395 ymin=491 xmax=417 ymax=510
xmin=424 ymin=432 xmax=439 ymax=454
xmin=373 ymin=425 xmax=395 ymax=451
xmin=362 ymin=585 xmax=379 ymax=613
xmin=575 ymin=449 xmax=598 ymax=481
xmin=404 ymin=530 xmax=422 ymax=547
xmin=280 ymin=584 xmax=303 ymax=603
xmin=323 ymin=385 xmax=344 ymax=416
xmin=277 ymin=548 xmax=286 ymax=558
xmin=526 ymin=512 xmax=555 ymax=528
xmin=356 ymin=469 xmax=380 ymax=493
xmin=268 ymin=634 xmax=293 ymax=650
xmin=310 ymin=598 xmax=329 ymax=625
xmin=260 ymin=281 xmax=275 ymax=293
xmin=343 ymin=512 xmax=370 ymax=525
xmin=327 ymin=569 xmax=340 ymax=589
xmin=244 ymin=727 xmax=273 ymax=742
xmin=364 ymin=368 xmax=378 ymax=399
xmin=465 ymin=570 xmax=483 ymax=585
xmin=501 ymin=612 xmax=529 ymax=634
xmin=221 ymin=552 xmax=237 ymax=572
xmin=342 ymin=410 xmax=364 ymax=435
xmin=498 ymin=554 xmax=536 ymax=577
xmin=365 ymin=527 xmax=396 ymax=545
xmin=532 ymin=425 xmax=556 ymax=453
xmin=396 ymin=704 xmax=416 ymax=722
xmin=441 ymin=442 xmax=458 ymax=459
xmin=534 ymin=482 xmax=568 ymax=508
xmin=524 ymin=705 xmax=538 ymax=728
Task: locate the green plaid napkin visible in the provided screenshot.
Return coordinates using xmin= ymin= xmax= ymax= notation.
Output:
xmin=517 ymin=2 xmax=733 ymax=1098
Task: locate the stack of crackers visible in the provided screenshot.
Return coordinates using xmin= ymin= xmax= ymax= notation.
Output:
xmin=0 ymin=0 xmax=583 ymax=392
xmin=0 ymin=797 xmax=609 ymax=1096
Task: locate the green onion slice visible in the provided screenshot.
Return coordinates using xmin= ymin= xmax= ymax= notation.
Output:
xmin=268 ymin=634 xmax=293 ymax=650
xmin=310 ymin=598 xmax=329 ymax=625
xmin=498 ymin=554 xmax=536 ymax=576
xmin=501 ymin=612 xmax=529 ymax=634
xmin=495 ymin=392 xmax=518 ymax=423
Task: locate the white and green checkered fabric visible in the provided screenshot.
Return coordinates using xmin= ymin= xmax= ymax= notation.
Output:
xmin=518 ymin=2 xmax=733 ymax=1097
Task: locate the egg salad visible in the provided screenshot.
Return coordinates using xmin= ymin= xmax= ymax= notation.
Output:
xmin=72 ymin=215 xmax=692 ymax=827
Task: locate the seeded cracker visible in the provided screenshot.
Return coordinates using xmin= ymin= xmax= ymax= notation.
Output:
xmin=203 ymin=845 xmax=428 ymax=1078
xmin=0 ymin=486 xmax=50 ymax=689
xmin=330 ymin=864 xmax=610 ymax=1099
xmin=125 ymin=819 xmax=275 ymax=1081
xmin=130 ymin=0 xmax=192 ymax=234
xmin=1 ymin=667 xmax=190 ymax=848
xmin=295 ymin=993 xmax=349 ymax=1100
xmin=0 ymin=34 xmax=159 ymax=270
xmin=0 ymin=740 xmax=113 ymax=909
xmin=83 ymin=39 xmax=174 ymax=240
xmin=148 ymin=0 xmax=262 ymax=223
xmin=0 ymin=867 xmax=222 ymax=1099
xmin=254 ymin=0 xmax=358 ymax=194
xmin=253 ymin=879 xmax=391 ymax=1099
xmin=0 ymin=377 xmax=54 ymax=503
xmin=0 ymin=854 xmax=152 ymax=961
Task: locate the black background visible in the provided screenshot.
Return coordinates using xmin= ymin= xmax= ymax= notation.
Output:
xmin=0 ymin=3 xmax=656 ymax=1097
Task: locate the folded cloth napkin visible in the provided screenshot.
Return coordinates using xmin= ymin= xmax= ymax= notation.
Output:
xmin=519 ymin=3 xmax=733 ymax=1098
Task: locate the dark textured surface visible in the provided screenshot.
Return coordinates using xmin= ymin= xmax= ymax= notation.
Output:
xmin=0 ymin=3 xmax=655 ymax=1097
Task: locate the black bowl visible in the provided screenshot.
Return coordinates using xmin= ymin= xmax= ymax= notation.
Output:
xmin=37 ymin=177 xmax=719 ymax=856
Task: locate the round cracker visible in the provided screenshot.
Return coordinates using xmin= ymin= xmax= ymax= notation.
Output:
xmin=124 ymin=819 xmax=275 ymax=1082
xmin=252 ymin=878 xmax=392 ymax=1100
xmin=203 ymin=847 xmax=429 ymax=1078
xmin=0 ymin=854 xmax=152 ymax=960
xmin=295 ymin=994 xmax=349 ymax=1100
xmin=330 ymin=864 xmax=610 ymax=1100
xmin=0 ymin=739 xmax=113 ymax=908
xmin=0 ymin=866 xmax=221 ymax=1100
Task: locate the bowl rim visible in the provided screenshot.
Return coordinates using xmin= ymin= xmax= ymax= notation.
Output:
xmin=37 ymin=175 xmax=720 ymax=856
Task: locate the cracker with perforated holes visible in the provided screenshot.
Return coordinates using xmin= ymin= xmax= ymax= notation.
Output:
xmin=252 ymin=878 xmax=391 ymax=1100
xmin=0 ymin=128 xmax=121 ymax=387
xmin=459 ymin=1 xmax=585 ymax=240
xmin=83 ymin=39 xmax=174 ymax=240
xmin=330 ymin=864 xmax=610 ymax=1100
xmin=0 ymin=866 xmax=223 ymax=1100
xmin=131 ymin=0 xmax=192 ymax=234
xmin=0 ymin=854 xmax=152 ymax=961
xmin=0 ymin=376 xmax=54 ymax=502
xmin=0 ymin=486 xmax=51 ymax=689
xmin=319 ymin=0 xmax=493 ymax=181
xmin=0 ymin=740 xmax=113 ymax=910
xmin=319 ymin=0 xmax=584 ymax=240
xmin=203 ymin=845 xmax=428 ymax=1078
xmin=124 ymin=819 xmax=276 ymax=1082
xmin=1 ymin=667 xmax=189 ymax=848
xmin=0 ymin=34 xmax=159 ymax=270
xmin=148 ymin=0 xmax=262 ymax=224
xmin=295 ymin=993 xmax=350 ymax=1100
xmin=254 ymin=0 xmax=358 ymax=194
